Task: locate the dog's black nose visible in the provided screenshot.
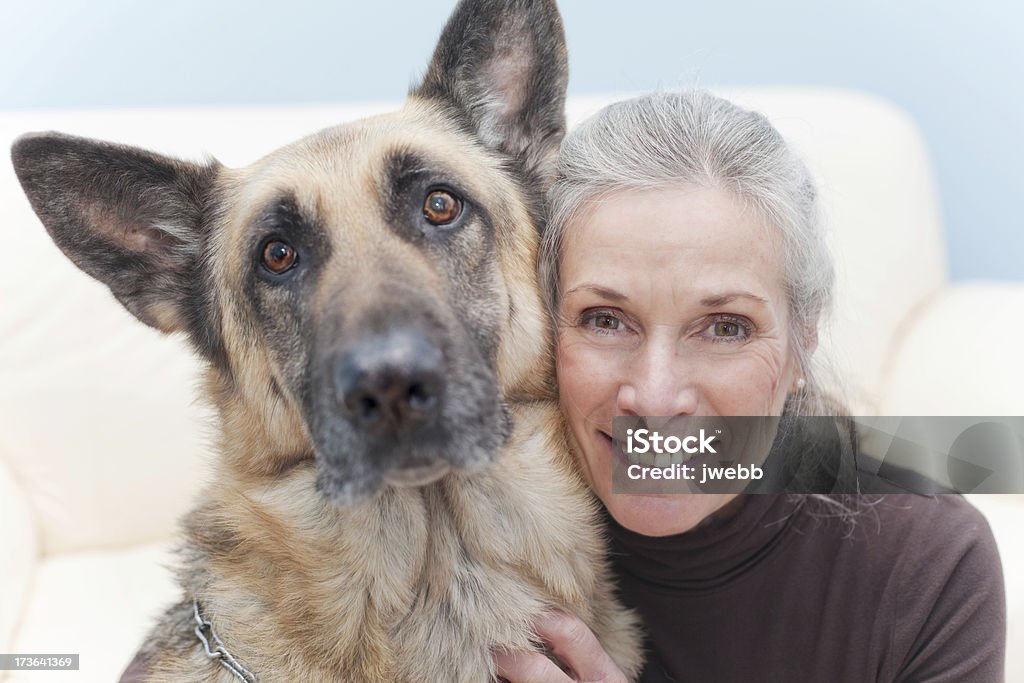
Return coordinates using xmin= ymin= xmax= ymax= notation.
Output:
xmin=336 ymin=329 xmax=445 ymax=435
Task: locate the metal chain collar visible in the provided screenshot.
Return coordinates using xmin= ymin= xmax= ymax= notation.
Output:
xmin=192 ymin=599 xmax=257 ymax=682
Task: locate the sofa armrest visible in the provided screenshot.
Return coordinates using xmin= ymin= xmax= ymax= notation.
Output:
xmin=881 ymin=282 xmax=1024 ymax=415
xmin=0 ymin=453 xmax=38 ymax=656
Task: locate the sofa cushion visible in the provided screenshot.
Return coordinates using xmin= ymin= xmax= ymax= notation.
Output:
xmin=882 ymin=282 xmax=1024 ymax=415
xmin=0 ymin=456 xmax=36 ymax=654
xmin=3 ymin=541 xmax=178 ymax=683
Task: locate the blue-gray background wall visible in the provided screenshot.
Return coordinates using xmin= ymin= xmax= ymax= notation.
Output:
xmin=2 ymin=1 xmax=1021 ymax=281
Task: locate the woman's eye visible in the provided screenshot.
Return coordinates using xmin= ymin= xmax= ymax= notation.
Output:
xmin=579 ymin=310 xmax=628 ymax=336
xmin=713 ymin=321 xmax=740 ymax=337
xmin=704 ymin=317 xmax=751 ymax=342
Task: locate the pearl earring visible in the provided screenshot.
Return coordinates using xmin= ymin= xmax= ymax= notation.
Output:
xmin=795 ymin=377 xmax=807 ymax=391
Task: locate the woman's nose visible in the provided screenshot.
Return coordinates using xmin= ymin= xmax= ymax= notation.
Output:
xmin=616 ymin=341 xmax=699 ymax=417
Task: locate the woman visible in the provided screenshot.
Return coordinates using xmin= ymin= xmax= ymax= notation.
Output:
xmin=495 ymin=91 xmax=1005 ymax=682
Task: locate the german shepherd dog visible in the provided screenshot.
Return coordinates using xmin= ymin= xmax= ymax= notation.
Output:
xmin=11 ymin=0 xmax=642 ymax=680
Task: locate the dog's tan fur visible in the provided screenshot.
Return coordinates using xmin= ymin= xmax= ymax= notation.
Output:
xmin=12 ymin=1 xmax=643 ymax=680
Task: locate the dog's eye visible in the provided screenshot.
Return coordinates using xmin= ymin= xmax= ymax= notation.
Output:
xmin=262 ymin=239 xmax=298 ymax=275
xmin=422 ymin=190 xmax=462 ymax=226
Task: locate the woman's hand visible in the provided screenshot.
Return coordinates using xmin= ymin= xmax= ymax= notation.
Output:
xmin=494 ymin=611 xmax=629 ymax=683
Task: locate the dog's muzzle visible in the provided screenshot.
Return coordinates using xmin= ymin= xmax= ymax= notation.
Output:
xmin=335 ymin=327 xmax=445 ymax=436
xmin=310 ymin=315 xmax=506 ymax=505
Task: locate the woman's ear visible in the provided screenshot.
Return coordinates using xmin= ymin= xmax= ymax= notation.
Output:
xmin=788 ymin=324 xmax=818 ymax=393
xmin=803 ymin=327 xmax=819 ymax=356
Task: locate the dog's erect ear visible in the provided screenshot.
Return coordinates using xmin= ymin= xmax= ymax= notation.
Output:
xmin=11 ymin=133 xmax=219 ymax=333
xmin=413 ymin=0 xmax=568 ymax=186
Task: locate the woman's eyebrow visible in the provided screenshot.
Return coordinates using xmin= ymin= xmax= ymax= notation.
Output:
xmin=700 ymin=292 xmax=769 ymax=307
xmin=563 ymin=284 xmax=630 ymax=302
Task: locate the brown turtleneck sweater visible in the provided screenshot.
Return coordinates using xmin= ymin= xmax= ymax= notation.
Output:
xmin=605 ymin=494 xmax=1005 ymax=682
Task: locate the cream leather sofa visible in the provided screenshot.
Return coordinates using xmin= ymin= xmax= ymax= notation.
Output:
xmin=2 ymin=91 xmax=1022 ymax=681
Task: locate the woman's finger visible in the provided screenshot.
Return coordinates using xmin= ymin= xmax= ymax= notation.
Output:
xmin=533 ymin=611 xmax=629 ymax=683
xmin=493 ymin=648 xmax=573 ymax=683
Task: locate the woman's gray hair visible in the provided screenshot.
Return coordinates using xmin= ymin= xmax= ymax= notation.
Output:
xmin=540 ymin=90 xmax=836 ymax=416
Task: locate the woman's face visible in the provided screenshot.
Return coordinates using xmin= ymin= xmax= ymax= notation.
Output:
xmin=556 ymin=185 xmax=802 ymax=536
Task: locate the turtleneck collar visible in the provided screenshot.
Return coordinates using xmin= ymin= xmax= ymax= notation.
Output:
xmin=603 ymin=494 xmax=804 ymax=593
